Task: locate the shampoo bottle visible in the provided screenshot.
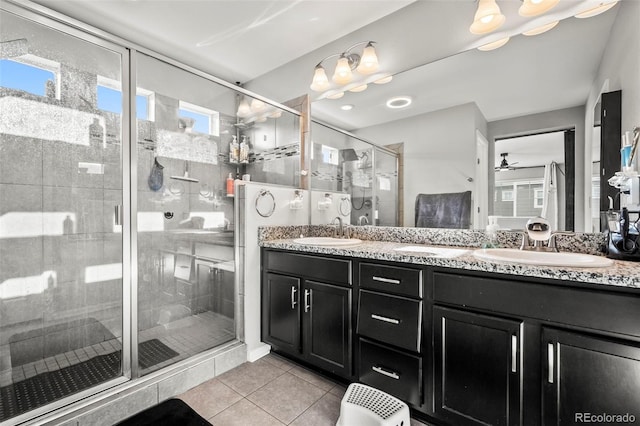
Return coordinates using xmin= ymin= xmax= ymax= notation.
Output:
xmin=229 ymin=136 xmax=239 ymax=164
xmin=240 ymin=135 xmax=249 ymax=164
xmin=226 ymin=172 xmax=234 ymax=197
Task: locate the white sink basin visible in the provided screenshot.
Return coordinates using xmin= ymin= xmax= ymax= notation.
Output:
xmin=473 ymin=248 xmax=613 ymax=268
xmin=293 ymin=237 xmax=363 ymax=246
xmin=394 ymin=246 xmax=469 ymax=258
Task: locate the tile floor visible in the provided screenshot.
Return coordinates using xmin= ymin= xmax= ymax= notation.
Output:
xmin=178 ymin=353 xmax=432 ymax=426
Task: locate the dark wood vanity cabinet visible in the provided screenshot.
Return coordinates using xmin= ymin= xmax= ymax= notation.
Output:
xmin=261 ymin=249 xmax=640 ymax=426
xmin=542 ymin=328 xmax=640 ymax=425
xmin=262 ymin=250 xmax=353 ymax=377
xmin=433 ymin=306 xmax=522 ymax=426
xmin=431 ymin=270 xmax=640 ymax=426
xmin=356 ymin=262 xmax=423 ymax=406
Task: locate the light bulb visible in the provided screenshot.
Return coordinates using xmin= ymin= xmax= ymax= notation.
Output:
xmin=250 ymin=98 xmax=265 ymax=112
xmin=575 ymin=1 xmax=618 ymax=18
xmin=477 ymin=37 xmax=510 ymax=51
xmin=332 ymin=56 xmax=353 ymax=85
xmin=349 ymin=84 xmax=367 ymax=93
xmin=523 ymin=21 xmax=559 ymax=36
xmin=374 ymin=75 xmax=393 ymax=85
xmin=470 ymin=0 xmax=505 ymax=34
xmin=236 ymin=98 xmax=251 ymax=118
xmin=519 ymin=0 xmax=559 ymax=17
xmin=310 ymin=65 xmax=330 ymax=92
xmin=356 ymin=43 xmax=379 ymax=75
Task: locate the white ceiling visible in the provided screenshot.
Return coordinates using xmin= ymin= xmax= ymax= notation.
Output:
xmin=29 ymin=0 xmax=622 ymax=168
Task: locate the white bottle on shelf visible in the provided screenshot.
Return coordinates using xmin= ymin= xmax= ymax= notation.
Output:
xmin=240 ymin=135 xmax=249 ymax=164
xmin=229 ymin=135 xmax=239 ymax=164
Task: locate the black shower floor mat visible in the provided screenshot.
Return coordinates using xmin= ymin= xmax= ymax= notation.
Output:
xmin=0 ymin=339 xmax=178 ymax=421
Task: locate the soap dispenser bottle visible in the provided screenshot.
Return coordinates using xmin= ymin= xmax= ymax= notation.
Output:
xmin=483 ymin=216 xmax=500 ymax=248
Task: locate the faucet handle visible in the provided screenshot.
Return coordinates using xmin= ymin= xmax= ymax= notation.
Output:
xmin=548 ymin=231 xmax=574 ymax=252
xmin=519 ymin=231 xmax=531 ymax=250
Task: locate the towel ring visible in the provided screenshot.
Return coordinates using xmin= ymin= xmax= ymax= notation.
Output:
xmin=339 ymin=196 xmax=352 ymax=216
xmin=255 ymin=189 xmax=276 ymax=217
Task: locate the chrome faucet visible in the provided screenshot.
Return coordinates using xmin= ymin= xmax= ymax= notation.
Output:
xmin=332 ymin=216 xmax=349 ymax=238
xmin=358 ymin=215 xmax=369 ymax=226
xmin=521 ymin=216 xmax=573 ymax=252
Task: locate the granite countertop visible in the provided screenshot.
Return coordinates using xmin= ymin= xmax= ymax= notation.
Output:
xmin=260 ymin=231 xmax=640 ymax=289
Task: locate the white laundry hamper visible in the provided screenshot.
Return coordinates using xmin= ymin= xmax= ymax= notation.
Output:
xmin=336 ymin=383 xmax=411 ymax=426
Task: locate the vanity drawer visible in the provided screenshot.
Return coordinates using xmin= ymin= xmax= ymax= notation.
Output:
xmin=357 ymin=290 xmax=422 ymax=352
xmin=359 ymin=262 xmax=422 ymax=298
xmin=263 ymin=250 xmax=351 ymax=285
xmin=359 ymin=338 xmax=422 ymax=406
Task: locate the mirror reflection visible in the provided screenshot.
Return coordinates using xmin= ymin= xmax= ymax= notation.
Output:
xmin=309 ymin=1 xmax=638 ymax=232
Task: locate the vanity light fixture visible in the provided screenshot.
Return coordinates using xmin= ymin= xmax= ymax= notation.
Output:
xmin=310 ymin=41 xmax=379 ymax=92
xmin=478 ymin=36 xmax=510 ymax=51
xmin=374 ymin=75 xmax=393 ymax=84
xmin=469 ymin=0 xmax=505 ymax=34
xmin=386 ymin=96 xmax=412 ymax=109
xmin=519 ymin=0 xmax=559 ymax=17
xmin=236 ymin=97 xmax=251 ymax=118
xmin=522 ymin=20 xmax=559 ymax=36
xmin=326 ymin=91 xmax=345 ymax=100
xmin=349 ymin=84 xmax=368 ymax=93
xmin=574 ymin=1 xmax=618 ymax=18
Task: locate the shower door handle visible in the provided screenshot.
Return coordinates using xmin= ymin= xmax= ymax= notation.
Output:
xmin=114 ymin=205 xmax=123 ymax=226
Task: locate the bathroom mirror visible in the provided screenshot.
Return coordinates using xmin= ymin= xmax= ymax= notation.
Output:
xmin=308 ymin=2 xmax=638 ymax=232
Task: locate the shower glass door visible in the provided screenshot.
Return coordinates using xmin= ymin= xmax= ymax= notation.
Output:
xmin=134 ymin=52 xmax=237 ymax=376
xmin=0 ymin=8 xmax=125 ymax=421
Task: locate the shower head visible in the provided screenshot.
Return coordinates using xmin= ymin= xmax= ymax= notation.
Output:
xmin=171 ymin=162 xmax=199 ymax=183
xmin=1 ymin=38 xmax=28 ymax=59
xmin=341 ymin=149 xmax=359 ymax=162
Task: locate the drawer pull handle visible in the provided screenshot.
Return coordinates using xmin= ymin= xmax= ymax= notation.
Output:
xmin=290 ymin=286 xmax=297 ymax=310
xmin=372 ymin=276 xmax=400 ymax=285
xmin=511 ymin=335 xmax=518 ymax=373
xmin=371 ymin=314 xmax=400 ymax=325
xmin=372 ymin=366 xmax=400 ymax=380
xmin=547 ymin=342 xmax=554 ymax=384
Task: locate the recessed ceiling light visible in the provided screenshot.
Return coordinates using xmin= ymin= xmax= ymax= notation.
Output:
xmin=341 ymin=104 xmax=354 ymax=111
xmin=386 ymin=96 xmax=412 ymax=109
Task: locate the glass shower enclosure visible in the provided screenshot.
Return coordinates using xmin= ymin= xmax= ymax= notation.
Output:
xmin=0 ymin=3 xmax=301 ymax=422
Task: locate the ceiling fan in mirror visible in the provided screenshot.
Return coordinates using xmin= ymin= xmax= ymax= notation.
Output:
xmin=495 ymin=152 xmax=519 ymax=172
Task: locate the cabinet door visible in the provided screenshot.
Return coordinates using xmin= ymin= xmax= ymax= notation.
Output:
xmin=542 ymin=328 xmax=640 ymax=425
xmin=263 ymin=273 xmax=300 ymax=355
xmin=434 ymin=306 xmax=522 ymax=426
xmin=303 ymin=281 xmax=352 ymax=377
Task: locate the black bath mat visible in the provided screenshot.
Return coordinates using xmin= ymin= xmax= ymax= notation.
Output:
xmin=9 ymin=318 xmax=115 ymax=367
xmin=0 ymin=339 xmax=178 ymax=421
xmin=139 ymin=338 xmax=179 ymax=370
xmin=116 ymin=398 xmax=211 ymax=426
